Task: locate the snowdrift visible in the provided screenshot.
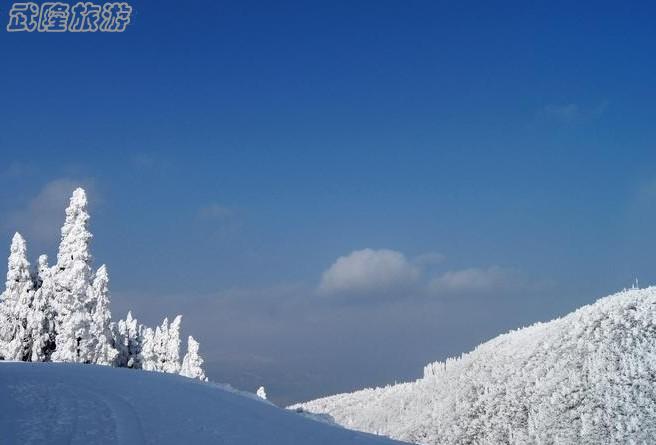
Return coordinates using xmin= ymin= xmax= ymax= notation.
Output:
xmin=292 ymin=287 xmax=656 ymax=444
xmin=0 ymin=362 xmax=407 ymax=445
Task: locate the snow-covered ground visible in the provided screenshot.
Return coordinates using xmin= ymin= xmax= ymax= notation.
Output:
xmin=0 ymin=362 xmax=407 ymax=445
xmin=293 ymin=287 xmax=656 ymax=445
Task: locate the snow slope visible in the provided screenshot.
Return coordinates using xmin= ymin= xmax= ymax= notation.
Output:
xmin=293 ymin=287 xmax=656 ymax=445
xmin=0 ymin=362 xmax=407 ymax=445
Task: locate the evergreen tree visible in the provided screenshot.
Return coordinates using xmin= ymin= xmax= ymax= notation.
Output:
xmin=111 ymin=319 xmax=127 ymax=367
xmin=125 ymin=312 xmax=143 ymax=368
xmin=51 ymin=188 xmax=94 ymax=363
xmin=0 ymin=187 xmax=209 ymax=381
xmin=113 ymin=311 xmax=143 ymax=368
xmin=180 ymin=335 xmax=207 ymax=381
xmin=164 ymin=315 xmax=182 ymax=374
xmin=0 ymin=233 xmax=35 ymax=361
xmin=154 ymin=318 xmax=168 ymax=372
xmin=88 ymin=265 xmax=118 ymax=365
xmin=27 ymin=255 xmax=56 ymax=362
xmin=146 ymin=316 xmax=183 ymax=373
xmin=140 ymin=326 xmax=157 ymax=371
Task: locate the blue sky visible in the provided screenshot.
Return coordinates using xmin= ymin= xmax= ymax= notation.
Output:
xmin=2 ymin=1 xmax=656 ymax=404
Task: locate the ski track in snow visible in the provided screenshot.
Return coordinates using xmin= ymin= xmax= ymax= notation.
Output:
xmin=0 ymin=362 xmax=407 ymax=445
xmin=5 ymin=374 xmax=145 ymax=444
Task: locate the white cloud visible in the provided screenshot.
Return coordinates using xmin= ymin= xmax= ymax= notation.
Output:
xmin=5 ymin=178 xmax=95 ymax=246
xmin=318 ymin=249 xmax=535 ymax=300
xmin=430 ymin=266 xmax=520 ymax=294
xmin=318 ymin=249 xmax=419 ymax=296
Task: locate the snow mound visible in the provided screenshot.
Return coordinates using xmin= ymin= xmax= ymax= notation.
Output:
xmin=0 ymin=362 xmax=407 ymax=445
xmin=292 ymin=287 xmax=656 ymax=444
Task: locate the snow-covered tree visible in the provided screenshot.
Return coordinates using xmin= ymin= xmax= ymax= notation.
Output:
xmin=292 ymin=287 xmax=656 ymax=445
xmin=0 ymin=187 xmax=209 ymax=382
xmin=256 ymin=386 xmax=267 ymax=400
xmin=153 ymin=319 xmax=167 ymax=371
xmin=88 ymin=265 xmax=117 ymax=365
xmin=164 ymin=315 xmax=182 ymax=374
xmin=27 ymin=255 xmax=56 ymax=362
xmin=142 ymin=315 xmax=184 ymax=373
xmin=51 ymin=188 xmax=94 ymax=363
xmin=140 ymin=326 xmax=157 ymax=371
xmin=0 ymin=233 xmax=35 ymax=361
xmin=180 ymin=335 xmax=207 ymax=381
xmin=113 ymin=311 xmax=143 ymax=368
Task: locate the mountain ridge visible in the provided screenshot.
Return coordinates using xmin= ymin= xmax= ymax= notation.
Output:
xmin=292 ymin=287 xmax=656 ymax=444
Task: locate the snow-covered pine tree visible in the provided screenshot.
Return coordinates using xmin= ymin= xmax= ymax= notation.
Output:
xmin=0 ymin=233 xmax=35 ymax=361
xmin=146 ymin=315 xmax=183 ymax=373
xmin=88 ymin=265 xmax=118 ymax=365
xmin=51 ymin=188 xmax=94 ymax=363
xmin=180 ymin=335 xmax=207 ymax=381
xmin=125 ymin=312 xmax=143 ymax=368
xmin=27 ymin=255 xmax=56 ymax=362
xmin=140 ymin=326 xmax=157 ymax=371
xmin=111 ymin=319 xmax=127 ymax=367
xmin=0 ymin=187 xmax=210 ymax=380
xmin=154 ymin=319 xmax=167 ymax=372
xmin=164 ymin=315 xmax=182 ymax=374
xmin=113 ymin=311 xmax=143 ymax=368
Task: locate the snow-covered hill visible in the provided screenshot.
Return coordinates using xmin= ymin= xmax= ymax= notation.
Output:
xmin=293 ymin=288 xmax=656 ymax=445
xmin=0 ymin=362 xmax=407 ymax=445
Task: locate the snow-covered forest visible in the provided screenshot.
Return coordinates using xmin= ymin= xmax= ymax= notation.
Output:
xmin=293 ymin=286 xmax=656 ymax=444
xmin=0 ymin=188 xmax=207 ymax=381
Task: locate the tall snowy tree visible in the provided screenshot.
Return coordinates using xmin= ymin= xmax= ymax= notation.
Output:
xmin=146 ymin=315 xmax=183 ymax=373
xmin=0 ymin=187 xmax=210 ymax=381
xmin=51 ymin=188 xmax=94 ymax=363
xmin=113 ymin=311 xmax=143 ymax=368
xmin=140 ymin=326 xmax=158 ymax=371
xmin=153 ymin=318 xmax=168 ymax=372
xmin=27 ymin=255 xmax=56 ymax=362
xmin=126 ymin=313 xmax=143 ymax=368
xmin=88 ymin=265 xmax=118 ymax=365
xmin=0 ymin=233 xmax=35 ymax=361
xmin=180 ymin=335 xmax=207 ymax=381
xmin=164 ymin=315 xmax=182 ymax=374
